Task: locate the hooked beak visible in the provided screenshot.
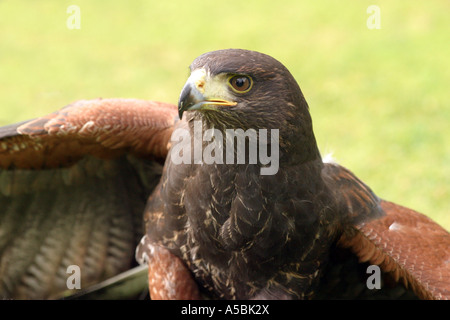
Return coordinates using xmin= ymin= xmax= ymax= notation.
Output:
xmin=177 ymin=79 xmax=237 ymax=120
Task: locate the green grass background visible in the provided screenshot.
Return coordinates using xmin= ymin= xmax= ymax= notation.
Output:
xmin=0 ymin=1 xmax=448 ymax=230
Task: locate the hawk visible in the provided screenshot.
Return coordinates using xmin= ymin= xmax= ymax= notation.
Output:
xmin=0 ymin=49 xmax=448 ymax=300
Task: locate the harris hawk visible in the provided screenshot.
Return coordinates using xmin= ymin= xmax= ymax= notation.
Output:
xmin=0 ymin=49 xmax=448 ymax=300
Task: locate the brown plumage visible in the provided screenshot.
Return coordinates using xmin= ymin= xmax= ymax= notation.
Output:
xmin=0 ymin=99 xmax=175 ymax=299
xmin=338 ymin=200 xmax=449 ymax=300
xmin=0 ymin=49 xmax=448 ymax=300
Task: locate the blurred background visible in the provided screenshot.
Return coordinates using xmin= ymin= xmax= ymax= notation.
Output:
xmin=0 ymin=0 xmax=448 ymax=230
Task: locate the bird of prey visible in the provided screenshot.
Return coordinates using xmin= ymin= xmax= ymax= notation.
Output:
xmin=0 ymin=49 xmax=448 ymax=300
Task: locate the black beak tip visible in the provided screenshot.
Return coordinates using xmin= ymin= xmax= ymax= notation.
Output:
xmin=178 ymin=83 xmax=193 ymax=120
xmin=178 ymin=104 xmax=184 ymax=120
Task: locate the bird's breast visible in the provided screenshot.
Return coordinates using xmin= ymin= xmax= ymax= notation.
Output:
xmin=160 ymin=147 xmax=332 ymax=298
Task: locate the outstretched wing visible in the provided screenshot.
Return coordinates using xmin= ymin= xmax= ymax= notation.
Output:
xmin=0 ymin=98 xmax=177 ymax=299
xmin=338 ymin=200 xmax=450 ymax=300
xmin=321 ymin=161 xmax=449 ymax=300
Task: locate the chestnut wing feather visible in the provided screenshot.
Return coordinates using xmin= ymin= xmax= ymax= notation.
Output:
xmin=338 ymin=200 xmax=450 ymax=300
xmin=320 ymin=162 xmax=449 ymax=300
xmin=0 ymin=98 xmax=178 ymax=299
xmin=0 ymin=98 xmax=177 ymax=169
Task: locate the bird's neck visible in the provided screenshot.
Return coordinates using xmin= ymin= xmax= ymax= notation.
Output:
xmin=185 ymin=112 xmax=323 ymax=169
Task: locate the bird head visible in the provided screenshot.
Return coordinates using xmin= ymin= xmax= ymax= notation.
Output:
xmin=178 ymin=49 xmax=321 ymax=163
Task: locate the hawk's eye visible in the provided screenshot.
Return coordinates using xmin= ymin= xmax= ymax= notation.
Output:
xmin=228 ymin=75 xmax=253 ymax=93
